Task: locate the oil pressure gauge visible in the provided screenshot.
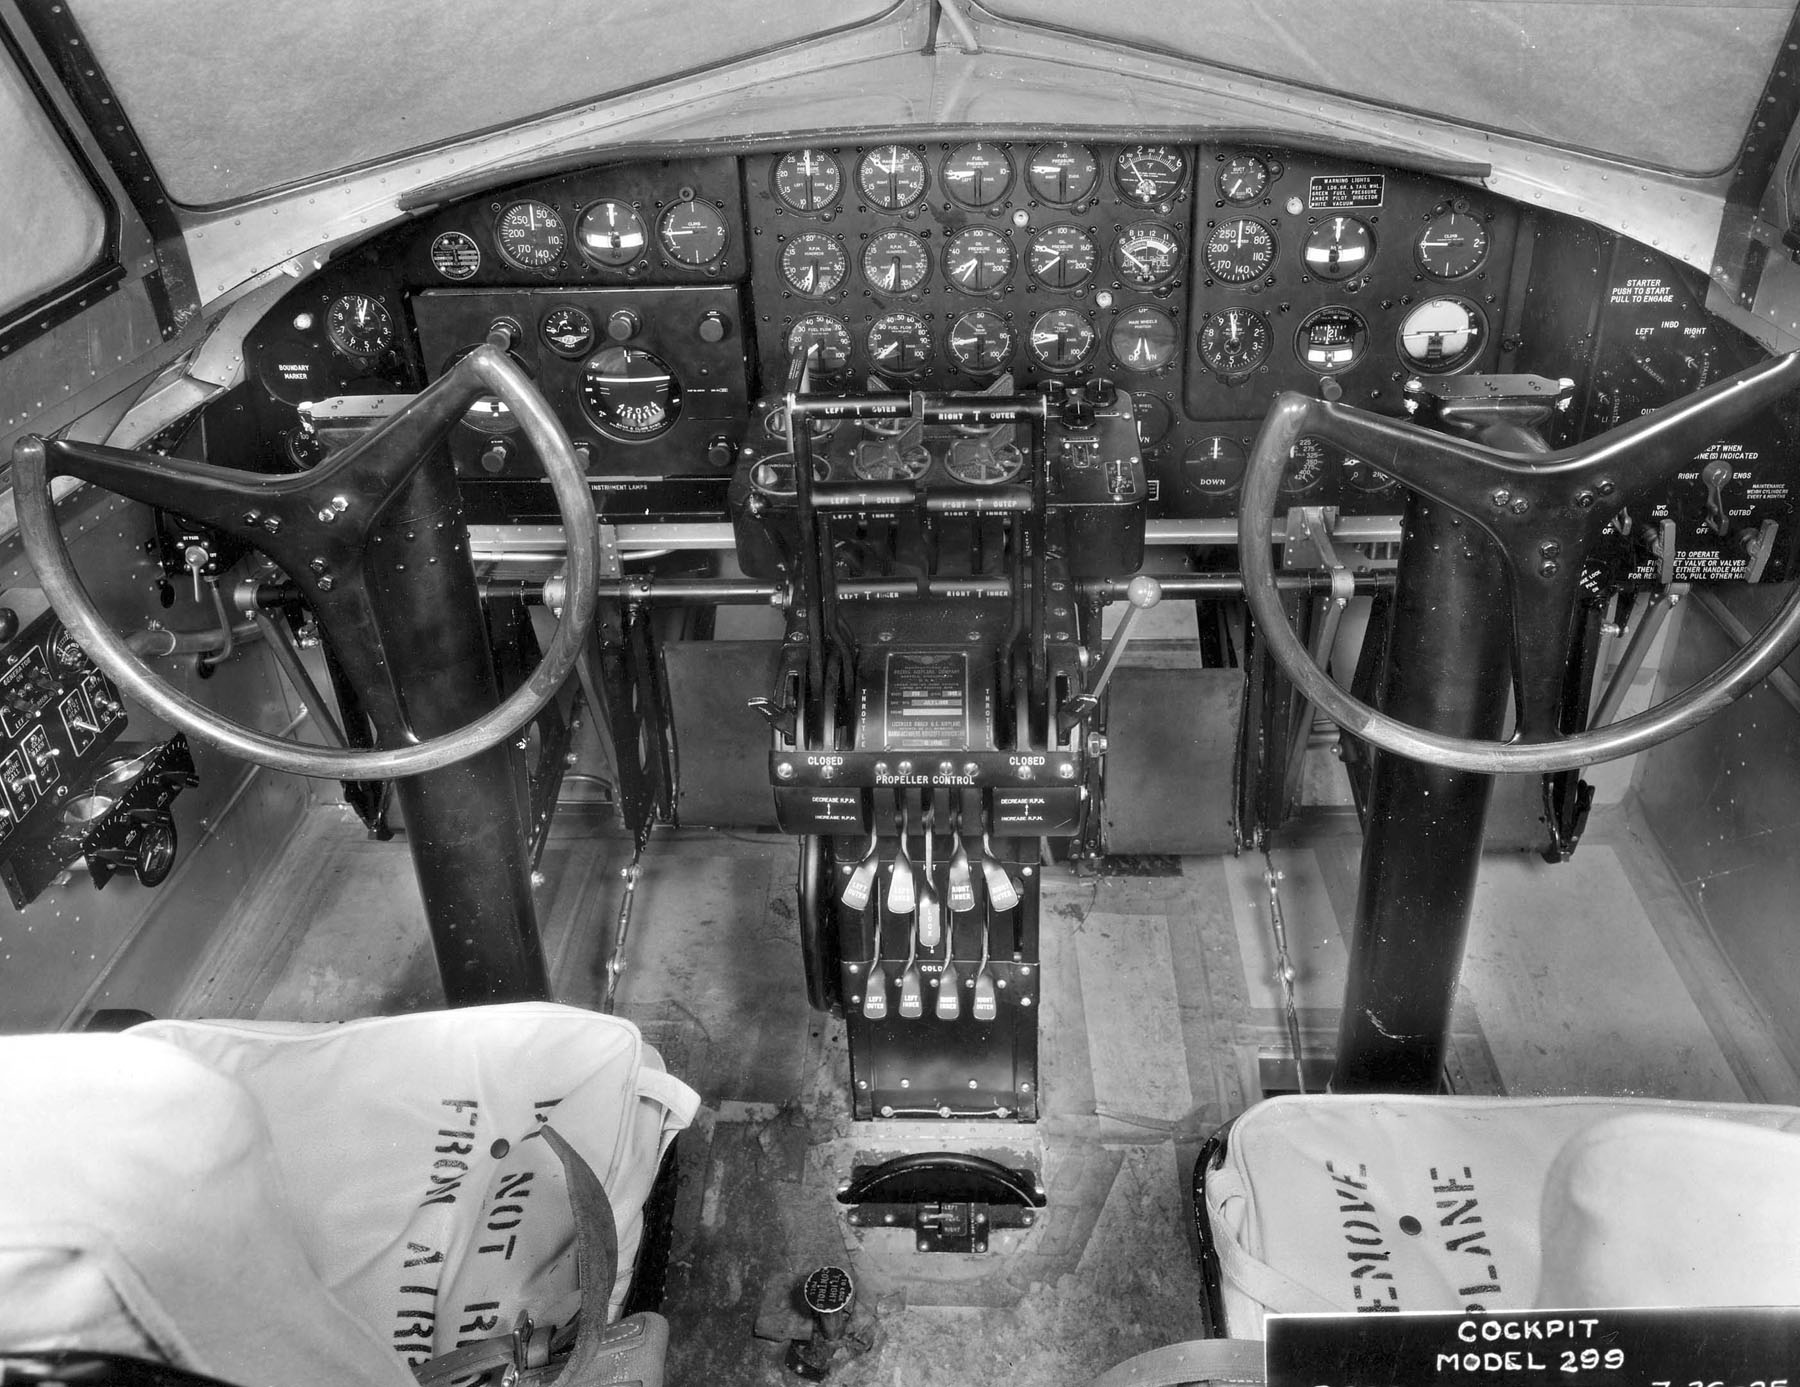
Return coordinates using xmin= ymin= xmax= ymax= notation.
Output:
xmin=944 ymin=227 xmax=1016 ymax=293
xmin=1028 ymin=225 xmax=1095 ymax=289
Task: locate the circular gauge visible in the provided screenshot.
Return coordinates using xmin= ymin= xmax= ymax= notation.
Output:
xmin=1416 ymin=209 xmax=1490 ymax=279
xmin=1113 ymin=224 xmax=1180 ymax=288
xmin=1115 ymin=146 xmax=1187 ymax=206
xmin=787 ymin=313 xmax=855 ymax=378
xmin=1027 ymin=225 xmax=1096 ymax=289
xmin=575 ymin=199 xmax=647 ymax=267
xmin=1296 ymin=306 xmax=1368 ymax=372
xmin=462 ymin=396 xmax=516 ymax=433
xmin=657 ymin=199 xmax=728 ymax=266
xmin=1183 ymin=435 xmax=1247 ymax=494
xmin=859 ymin=145 xmax=927 ymax=210
xmin=1110 ymin=305 xmax=1178 ymax=373
xmin=430 ymin=231 xmax=481 ymax=281
xmin=947 ymin=438 xmax=1025 ymax=484
xmin=495 ymin=200 xmax=567 ymax=270
xmin=947 ymin=309 xmax=1015 ymax=375
xmin=1204 ymin=218 xmax=1276 ymax=285
xmin=1343 ymin=454 xmax=1399 ymax=493
xmin=780 ymin=232 xmax=849 ymax=297
xmin=325 ymin=294 xmax=393 ymax=357
xmin=50 ymin=623 xmax=84 ymax=670
xmin=580 ymin=346 xmax=682 ymax=441
xmin=1398 ymin=296 xmax=1485 ymax=373
xmin=1133 ymin=394 xmax=1173 ymax=447
xmin=1028 ymin=308 xmax=1097 ymax=370
xmin=855 ymin=441 xmax=931 ymax=481
xmin=541 ymin=306 xmax=596 ymax=357
xmin=867 ymin=311 xmax=932 ymax=377
xmin=862 ymin=228 xmax=931 ymax=293
xmin=1218 ymin=153 xmax=1270 ymax=204
xmin=1303 ymin=216 xmax=1375 ymax=281
xmin=773 ymin=149 xmax=843 ymax=213
xmin=1285 ymin=437 xmax=1331 ymax=494
xmin=944 ymin=226 xmax=1015 ymax=293
xmin=1027 ymin=143 xmax=1099 ymax=205
xmin=942 ymin=142 xmax=1013 ymax=207
xmin=1198 ymin=307 xmax=1271 ymax=376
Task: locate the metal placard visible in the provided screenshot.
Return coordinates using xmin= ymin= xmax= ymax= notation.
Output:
xmin=1308 ymin=173 xmax=1385 ymax=209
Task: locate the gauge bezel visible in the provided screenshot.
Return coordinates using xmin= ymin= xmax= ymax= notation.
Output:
xmin=1414 ymin=208 xmax=1491 ymax=280
xmin=540 ymin=306 xmax=596 ymax=358
xmin=429 ymin=231 xmax=482 ymax=282
xmin=325 ymin=294 xmax=394 ymax=358
xmin=1197 ymin=307 xmax=1272 ymax=377
xmin=1109 ymin=304 xmax=1179 ymax=374
xmin=494 ymin=200 xmax=568 ymax=272
xmin=578 ymin=345 xmax=683 ymax=442
xmin=1025 ymin=142 xmax=1100 ymax=206
xmin=946 ymin=309 xmax=1015 ymax=376
xmin=1113 ymin=223 xmax=1181 ymax=289
xmin=858 ymin=145 xmax=928 ymax=211
xmin=1026 ymin=224 xmax=1096 ymax=291
xmin=1203 ymin=217 xmax=1277 ymax=286
xmin=1182 ymin=434 xmax=1249 ymax=495
xmin=1027 ymin=307 xmax=1098 ymax=372
xmin=574 ymin=199 xmax=648 ymax=269
xmin=772 ymin=149 xmax=844 ymax=215
xmin=867 ymin=311 xmax=933 ymax=378
xmin=1395 ymin=295 xmax=1487 ymax=374
xmin=940 ymin=142 xmax=1015 ymax=209
xmin=861 ymin=228 xmax=932 ymax=294
xmin=1294 ymin=305 xmax=1369 ymax=373
xmin=779 ymin=231 xmax=850 ymax=298
xmin=1114 ymin=145 xmax=1189 ymax=207
xmin=657 ymin=199 xmax=729 ymax=267
xmin=1217 ymin=153 xmax=1271 ymax=205
xmin=786 ymin=313 xmax=856 ymax=379
xmin=1301 ymin=216 xmax=1376 ymax=282
xmin=942 ymin=226 xmax=1017 ymax=294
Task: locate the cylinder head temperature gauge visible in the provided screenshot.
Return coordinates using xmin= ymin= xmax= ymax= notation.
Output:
xmin=947 ymin=310 xmax=1015 ymax=376
xmin=1028 ymin=308 xmax=1097 ymax=371
xmin=1397 ymin=297 xmax=1485 ymax=373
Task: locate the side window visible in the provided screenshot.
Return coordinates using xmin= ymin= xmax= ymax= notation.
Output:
xmin=0 ymin=37 xmax=108 ymax=326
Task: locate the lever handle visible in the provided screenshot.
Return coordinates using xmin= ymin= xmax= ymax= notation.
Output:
xmin=898 ymin=963 xmax=923 ymax=1019
xmin=935 ymin=960 xmax=961 ymax=1020
xmin=861 ymin=959 xmax=888 ymax=1019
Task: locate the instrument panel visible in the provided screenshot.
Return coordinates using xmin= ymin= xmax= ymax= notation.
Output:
xmin=227 ymin=137 xmax=1797 ymax=578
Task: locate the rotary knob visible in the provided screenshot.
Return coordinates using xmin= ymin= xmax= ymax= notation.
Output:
xmin=606 ymin=309 xmax=641 ymax=342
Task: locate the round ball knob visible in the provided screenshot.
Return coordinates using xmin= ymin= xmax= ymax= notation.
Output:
xmin=479 ymin=441 xmax=509 ymax=474
xmin=606 ymin=310 xmax=640 ymax=342
xmin=697 ymin=310 xmax=728 ymax=343
xmin=1126 ymin=574 xmax=1162 ymax=610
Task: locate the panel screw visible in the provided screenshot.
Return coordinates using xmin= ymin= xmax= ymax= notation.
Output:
xmin=776 ymin=762 xmax=795 ymax=779
xmin=1596 ymin=478 xmax=1616 ymax=496
xmin=1510 ymin=498 xmax=1529 ymax=515
xmin=316 ymin=575 xmax=335 ymax=591
xmin=1573 ymin=490 xmax=1595 ymax=509
xmin=1538 ymin=540 xmax=1560 ymax=558
xmin=262 ymin=515 xmax=282 ymax=533
xmin=1539 ymin=560 xmax=1559 ymax=577
xmin=1490 ymin=488 xmax=1511 ymax=508
xmin=317 ymin=506 xmax=337 ymax=523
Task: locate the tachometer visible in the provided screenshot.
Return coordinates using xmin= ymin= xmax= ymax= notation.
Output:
xmin=580 ymin=347 xmax=682 ymax=440
xmin=787 ymin=313 xmax=855 ymax=379
xmin=1109 ymin=305 xmax=1178 ymax=373
xmin=325 ymin=294 xmax=392 ymax=358
xmin=858 ymin=145 xmax=927 ymax=210
xmin=1415 ymin=209 xmax=1489 ymax=279
xmin=867 ymin=312 xmax=933 ymax=377
xmin=943 ymin=226 xmax=1015 ymax=293
xmin=780 ymin=232 xmax=849 ymax=297
xmin=495 ymin=200 xmax=566 ymax=270
xmin=1197 ymin=307 xmax=1270 ymax=377
xmin=947 ymin=310 xmax=1014 ymax=376
xmin=1204 ymin=218 xmax=1276 ymax=285
xmin=429 ymin=231 xmax=481 ymax=281
xmin=1113 ymin=224 xmax=1180 ymax=288
xmin=1397 ymin=297 xmax=1485 ymax=372
xmin=1027 ymin=225 xmax=1095 ymax=290
xmin=575 ymin=199 xmax=647 ymax=268
xmin=941 ymin=142 xmax=1013 ymax=207
xmin=1295 ymin=306 xmax=1368 ymax=371
xmin=773 ymin=150 xmax=842 ymax=213
xmin=1303 ymin=216 xmax=1375 ymax=280
xmin=1218 ymin=153 xmax=1270 ymax=204
xmin=862 ymin=228 xmax=931 ymax=293
xmin=1028 ymin=308 xmax=1096 ymax=371
xmin=1114 ymin=145 xmax=1187 ymax=206
xmin=657 ymin=199 xmax=728 ymax=266
xmin=1026 ymin=143 xmax=1098 ymax=206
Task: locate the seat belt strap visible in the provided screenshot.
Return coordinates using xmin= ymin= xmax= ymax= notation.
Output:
xmin=1090 ymin=1336 xmax=1265 ymax=1387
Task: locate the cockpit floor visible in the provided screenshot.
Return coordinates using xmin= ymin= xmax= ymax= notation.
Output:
xmin=170 ymin=799 xmax=1800 ymax=1385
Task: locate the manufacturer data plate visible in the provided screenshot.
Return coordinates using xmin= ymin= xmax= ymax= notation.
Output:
xmin=1308 ymin=173 xmax=1385 ymax=209
xmin=1268 ymin=1307 xmax=1800 ymax=1387
xmin=881 ymin=651 xmax=970 ymax=750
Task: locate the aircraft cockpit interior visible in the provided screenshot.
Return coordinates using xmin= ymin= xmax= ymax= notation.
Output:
xmin=3 ymin=2 xmax=1800 ymax=1383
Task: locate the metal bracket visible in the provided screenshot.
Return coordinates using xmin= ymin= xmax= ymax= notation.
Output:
xmin=844 ymin=1198 xmax=1035 ymax=1254
xmin=838 ymin=1151 xmax=1045 ymax=1254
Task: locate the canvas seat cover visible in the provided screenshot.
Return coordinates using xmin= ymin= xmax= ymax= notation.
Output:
xmin=0 ymin=1004 xmax=698 ymax=1386
xmin=1202 ymin=1094 xmax=1800 ymax=1335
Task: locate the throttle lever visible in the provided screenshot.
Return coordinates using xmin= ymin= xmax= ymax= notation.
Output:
xmin=1702 ymin=456 xmax=1734 ymax=537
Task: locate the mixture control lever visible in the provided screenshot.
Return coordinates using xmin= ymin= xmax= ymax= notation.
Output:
xmin=1059 ymin=574 xmax=1162 ymax=736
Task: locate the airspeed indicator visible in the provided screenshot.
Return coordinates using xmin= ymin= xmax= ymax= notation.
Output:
xmin=1204 ymin=218 xmax=1276 ymax=284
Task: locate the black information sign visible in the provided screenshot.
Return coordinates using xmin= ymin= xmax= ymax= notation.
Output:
xmin=1308 ymin=174 xmax=1385 ymax=209
xmin=1269 ymin=1307 xmax=1800 ymax=1387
